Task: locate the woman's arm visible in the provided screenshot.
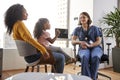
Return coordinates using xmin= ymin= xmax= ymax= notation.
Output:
xmin=71 ymin=35 xmax=88 ymax=49
xmin=16 ymin=21 xmax=50 ymax=59
xmin=88 ymin=37 xmax=101 ymax=48
xmin=71 ymin=35 xmax=81 ymax=45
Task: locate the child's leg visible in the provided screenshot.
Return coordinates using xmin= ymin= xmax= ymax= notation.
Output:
xmin=48 ymin=45 xmax=75 ymax=64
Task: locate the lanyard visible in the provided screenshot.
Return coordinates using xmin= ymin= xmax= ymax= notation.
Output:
xmin=81 ymin=27 xmax=90 ymax=42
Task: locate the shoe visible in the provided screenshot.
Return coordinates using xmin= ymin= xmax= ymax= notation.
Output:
xmin=65 ymin=58 xmax=76 ymax=65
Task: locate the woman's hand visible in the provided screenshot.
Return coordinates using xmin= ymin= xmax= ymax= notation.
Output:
xmin=40 ymin=44 xmax=50 ymax=60
xmin=85 ymin=43 xmax=94 ymax=48
xmin=80 ymin=41 xmax=88 ymax=49
xmin=43 ymin=51 xmax=50 ymax=60
xmin=87 ymin=44 xmax=93 ymax=48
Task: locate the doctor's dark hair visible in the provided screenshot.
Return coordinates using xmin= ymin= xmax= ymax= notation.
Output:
xmin=4 ymin=4 xmax=25 ymax=35
xmin=78 ymin=12 xmax=92 ymax=26
xmin=33 ymin=18 xmax=49 ymax=39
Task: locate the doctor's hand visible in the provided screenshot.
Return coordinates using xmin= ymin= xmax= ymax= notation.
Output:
xmin=80 ymin=41 xmax=88 ymax=49
xmin=85 ymin=42 xmax=94 ymax=48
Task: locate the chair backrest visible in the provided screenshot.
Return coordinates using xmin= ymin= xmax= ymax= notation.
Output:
xmin=15 ymin=40 xmax=37 ymax=57
xmin=15 ymin=40 xmax=56 ymax=65
xmin=99 ymin=28 xmax=110 ymax=64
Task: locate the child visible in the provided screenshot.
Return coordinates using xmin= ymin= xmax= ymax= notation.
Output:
xmin=33 ymin=18 xmax=76 ymax=64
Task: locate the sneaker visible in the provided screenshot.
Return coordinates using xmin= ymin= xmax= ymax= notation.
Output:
xmin=65 ymin=58 xmax=76 ymax=65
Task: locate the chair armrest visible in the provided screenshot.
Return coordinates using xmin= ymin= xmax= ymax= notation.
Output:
xmin=72 ymin=44 xmax=81 ymax=62
xmin=101 ymin=43 xmax=111 ymax=64
xmin=106 ymin=43 xmax=111 ymax=57
xmin=73 ymin=44 xmax=77 ymax=58
xmin=106 ymin=43 xmax=111 ymax=45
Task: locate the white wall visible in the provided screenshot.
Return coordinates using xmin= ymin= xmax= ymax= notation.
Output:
xmin=1 ymin=0 xmax=58 ymax=49
xmin=93 ymin=0 xmax=118 ymax=26
xmin=3 ymin=49 xmax=26 ymax=70
xmin=3 ymin=48 xmax=73 ymax=70
xmin=69 ymin=0 xmax=93 ymax=35
xmin=93 ymin=0 xmax=118 ymax=68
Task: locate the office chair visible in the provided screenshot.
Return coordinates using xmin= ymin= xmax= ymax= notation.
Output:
xmin=15 ymin=40 xmax=56 ymax=72
xmin=72 ymin=28 xmax=111 ymax=80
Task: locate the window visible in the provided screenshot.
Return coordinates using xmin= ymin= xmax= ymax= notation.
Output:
xmin=1 ymin=0 xmax=93 ymax=48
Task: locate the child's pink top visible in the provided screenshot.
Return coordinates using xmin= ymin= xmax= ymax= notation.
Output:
xmin=37 ymin=30 xmax=50 ymax=47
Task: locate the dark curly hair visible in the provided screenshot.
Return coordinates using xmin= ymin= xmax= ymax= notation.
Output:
xmin=78 ymin=12 xmax=92 ymax=26
xmin=4 ymin=4 xmax=25 ymax=35
xmin=33 ymin=18 xmax=49 ymax=39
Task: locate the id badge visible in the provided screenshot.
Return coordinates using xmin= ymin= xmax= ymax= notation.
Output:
xmin=89 ymin=40 xmax=93 ymax=44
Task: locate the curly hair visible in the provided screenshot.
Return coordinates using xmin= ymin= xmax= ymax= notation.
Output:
xmin=4 ymin=4 xmax=24 ymax=35
xmin=33 ymin=18 xmax=49 ymax=39
xmin=78 ymin=12 xmax=92 ymax=26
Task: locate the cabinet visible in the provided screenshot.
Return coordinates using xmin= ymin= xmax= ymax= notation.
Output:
xmin=0 ymin=49 xmax=3 ymax=77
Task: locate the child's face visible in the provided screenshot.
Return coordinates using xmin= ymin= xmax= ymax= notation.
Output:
xmin=44 ymin=21 xmax=50 ymax=30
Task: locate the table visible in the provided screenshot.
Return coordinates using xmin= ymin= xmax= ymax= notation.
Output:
xmin=5 ymin=72 xmax=92 ymax=80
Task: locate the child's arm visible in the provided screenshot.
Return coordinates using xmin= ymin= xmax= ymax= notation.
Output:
xmin=46 ymin=29 xmax=60 ymax=44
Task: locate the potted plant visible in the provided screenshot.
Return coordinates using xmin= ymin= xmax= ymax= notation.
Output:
xmin=102 ymin=7 xmax=120 ymax=73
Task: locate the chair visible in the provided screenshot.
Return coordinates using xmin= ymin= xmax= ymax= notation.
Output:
xmin=15 ymin=40 xmax=56 ymax=72
xmin=72 ymin=28 xmax=111 ymax=80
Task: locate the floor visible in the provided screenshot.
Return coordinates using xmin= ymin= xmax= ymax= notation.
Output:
xmin=1 ymin=64 xmax=120 ymax=80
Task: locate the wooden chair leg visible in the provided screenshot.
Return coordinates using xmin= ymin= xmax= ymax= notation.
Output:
xmin=31 ymin=66 xmax=34 ymax=72
xmin=25 ymin=66 xmax=29 ymax=72
xmin=51 ymin=65 xmax=56 ymax=73
xmin=37 ymin=65 xmax=39 ymax=72
xmin=45 ymin=65 xmax=47 ymax=72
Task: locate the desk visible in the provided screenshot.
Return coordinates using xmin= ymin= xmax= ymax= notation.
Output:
xmin=5 ymin=72 xmax=92 ymax=80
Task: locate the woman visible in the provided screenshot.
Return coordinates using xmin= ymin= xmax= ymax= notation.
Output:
xmin=71 ymin=12 xmax=103 ymax=80
xmin=4 ymin=4 xmax=65 ymax=73
xmin=33 ymin=18 xmax=76 ymax=65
